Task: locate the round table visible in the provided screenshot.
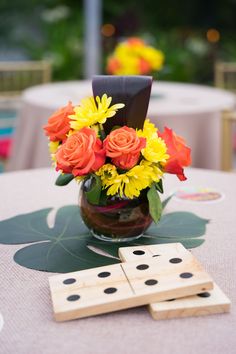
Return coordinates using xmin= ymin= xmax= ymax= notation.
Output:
xmin=7 ymin=80 xmax=236 ymax=171
xmin=0 ymin=167 xmax=235 ymax=354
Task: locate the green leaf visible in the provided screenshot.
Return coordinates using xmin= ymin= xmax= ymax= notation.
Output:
xmin=147 ymin=185 xmax=162 ymax=223
xmin=85 ymin=174 xmax=102 ymax=205
xmin=133 ymin=235 xmax=205 ymax=249
xmin=55 ymin=173 xmax=74 ymax=186
xmin=145 ymin=212 xmax=209 ymax=238
xmin=155 ymin=180 xmax=163 ymax=193
xmin=0 ymin=208 xmax=54 ymax=244
xmin=0 ymin=205 xmax=119 ymax=273
xmin=0 ymin=206 xmax=208 ymax=273
xmin=162 ymin=194 xmax=173 ymax=210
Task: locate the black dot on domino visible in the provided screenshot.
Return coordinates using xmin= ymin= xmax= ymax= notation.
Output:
xmin=152 ymin=254 xmax=160 ymax=257
xmin=67 ymin=294 xmax=80 ymax=301
xmin=136 ymin=264 xmax=149 ymax=270
xmin=104 ymin=287 xmax=117 ymax=294
xmin=169 ymin=258 xmax=182 ymax=264
xmin=145 ymin=279 xmax=158 ymax=286
xmin=180 ymin=272 xmax=193 ymax=279
xmin=166 ymin=298 xmax=176 ymax=302
xmin=133 ymin=250 xmax=145 ymax=255
xmin=98 ymin=271 xmax=111 ymax=278
xmin=63 ymin=278 xmax=76 ymax=285
xmin=197 ymin=292 xmax=211 ymax=298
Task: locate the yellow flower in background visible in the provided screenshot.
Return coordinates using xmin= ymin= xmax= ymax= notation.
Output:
xmin=96 ymin=160 xmax=163 ymax=199
xmin=69 ymin=94 xmax=125 ymax=131
xmin=107 ymin=37 xmax=165 ymax=76
xmin=141 ymin=47 xmax=164 ymax=71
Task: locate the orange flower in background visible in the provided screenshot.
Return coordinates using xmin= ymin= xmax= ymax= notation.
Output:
xmin=56 ymin=127 xmax=105 ymax=176
xmin=158 ymin=127 xmax=191 ymax=181
xmin=127 ymin=37 xmax=145 ymax=46
xmin=139 ymin=58 xmax=152 ymax=74
xmin=106 ymin=37 xmax=164 ymax=76
xmin=43 ymin=101 xmax=74 ymax=142
xmin=106 ymin=57 xmax=121 ymax=75
xmin=104 ymin=126 xmax=146 ymax=170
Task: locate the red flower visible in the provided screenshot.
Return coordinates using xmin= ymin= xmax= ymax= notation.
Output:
xmin=43 ymin=101 xmax=74 ymax=142
xmin=158 ymin=127 xmax=191 ymax=181
xmin=56 ymin=127 xmax=105 ymax=176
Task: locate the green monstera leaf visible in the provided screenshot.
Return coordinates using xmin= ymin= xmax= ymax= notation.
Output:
xmin=0 ymin=204 xmax=209 ymax=273
xmin=0 ymin=206 xmax=119 ymax=273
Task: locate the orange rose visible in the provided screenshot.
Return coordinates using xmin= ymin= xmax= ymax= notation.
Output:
xmin=56 ymin=127 xmax=105 ymax=176
xmin=43 ymin=101 xmax=74 ymax=142
xmin=104 ymin=126 xmax=146 ymax=170
xmin=158 ymin=127 xmax=191 ymax=181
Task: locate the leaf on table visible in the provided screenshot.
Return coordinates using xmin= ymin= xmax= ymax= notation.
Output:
xmin=0 ymin=206 xmax=209 ymax=273
xmin=145 ymin=212 xmax=209 ymax=238
xmin=0 ymin=205 xmax=119 ymax=273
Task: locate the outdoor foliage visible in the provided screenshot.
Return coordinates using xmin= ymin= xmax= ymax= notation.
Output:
xmin=0 ymin=0 xmax=236 ymax=82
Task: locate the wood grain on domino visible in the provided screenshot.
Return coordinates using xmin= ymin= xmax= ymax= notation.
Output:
xmin=149 ymin=284 xmax=230 ymax=320
xmin=49 ymin=251 xmax=213 ymax=321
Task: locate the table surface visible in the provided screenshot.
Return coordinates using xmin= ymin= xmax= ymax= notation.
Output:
xmin=0 ymin=167 xmax=236 ymax=354
xmin=22 ymin=80 xmax=235 ymax=116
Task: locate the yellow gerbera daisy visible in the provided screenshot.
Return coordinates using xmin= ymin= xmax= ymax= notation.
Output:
xmin=69 ymin=94 xmax=125 ymax=131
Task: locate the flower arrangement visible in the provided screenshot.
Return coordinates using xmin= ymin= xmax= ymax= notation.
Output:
xmin=106 ymin=37 xmax=164 ymax=75
xmin=44 ymin=93 xmax=191 ymax=228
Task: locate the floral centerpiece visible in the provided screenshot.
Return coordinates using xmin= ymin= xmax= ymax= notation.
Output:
xmin=44 ymin=76 xmax=191 ymax=242
xmin=106 ymin=37 xmax=164 ymax=76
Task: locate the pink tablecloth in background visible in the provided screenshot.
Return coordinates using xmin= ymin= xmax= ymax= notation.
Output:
xmin=7 ymin=81 xmax=236 ymax=171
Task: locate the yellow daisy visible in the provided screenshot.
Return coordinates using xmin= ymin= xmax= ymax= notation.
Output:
xmin=142 ymin=136 xmax=169 ymax=164
xmin=96 ymin=160 xmax=163 ymax=199
xmin=137 ymin=119 xmax=157 ymax=139
xmin=69 ymin=94 xmax=125 ymax=131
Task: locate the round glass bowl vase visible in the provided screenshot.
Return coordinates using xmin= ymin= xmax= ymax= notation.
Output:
xmin=79 ymin=185 xmax=152 ymax=243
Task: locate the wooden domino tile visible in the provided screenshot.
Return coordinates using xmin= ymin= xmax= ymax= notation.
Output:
xmin=118 ymin=243 xmax=189 ymax=262
xmin=149 ymin=284 xmax=231 ymax=320
xmin=119 ymin=243 xmax=231 ymax=320
xmin=49 ymin=249 xmax=213 ymax=321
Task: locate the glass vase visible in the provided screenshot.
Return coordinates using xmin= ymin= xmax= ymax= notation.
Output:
xmin=79 ymin=183 xmax=152 ymax=243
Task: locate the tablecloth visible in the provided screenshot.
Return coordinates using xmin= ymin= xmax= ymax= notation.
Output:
xmin=0 ymin=167 xmax=235 ymax=354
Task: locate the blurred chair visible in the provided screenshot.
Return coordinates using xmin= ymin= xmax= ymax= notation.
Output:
xmin=0 ymin=60 xmax=51 ymax=101
xmin=221 ymin=110 xmax=236 ymax=171
xmin=215 ymin=62 xmax=236 ymax=93
xmin=0 ymin=60 xmax=52 ymax=171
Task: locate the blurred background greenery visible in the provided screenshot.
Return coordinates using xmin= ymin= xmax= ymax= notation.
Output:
xmin=0 ymin=0 xmax=236 ymax=83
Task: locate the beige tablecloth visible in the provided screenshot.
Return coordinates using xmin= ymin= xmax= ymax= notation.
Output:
xmin=0 ymin=167 xmax=235 ymax=354
xmin=7 ymin=81 xmax=236 ymax=171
